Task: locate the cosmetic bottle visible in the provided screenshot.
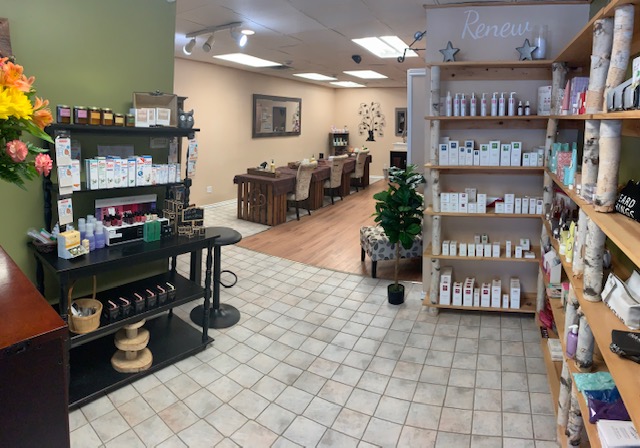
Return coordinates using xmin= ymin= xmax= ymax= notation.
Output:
xmin=78 ymin=218 xmax=86 ymax=241
xmin=453 ymin=93 xmax=460 ymax=117
xmin=498 ymin=92 xmax=506 ymax=116
xmin=524 ymin=100 xmax=531 ymax=116
xmin=86 ymin=222 xmax=95 ymax=251
xmin=566 ymin=324 xmax=579 ymax=359
xmin=270 ymin=159 xmax=276 ymax=173
xmin=95 ymin=221 xmax=106 ymax=249
xmin=460 ymin=93 xmax=467 ymax=117
xmin=481 ymin=93 xmax=488 ymax=117
xmin=470 ymin=93 xmax=477 ymax=117
xmin=517 ymin=101 xmax=524 ymax=116
xmin=491 ymin=92 xmax=498 ymax=116
xmin=508 ymin=92 xmax=516 ymax=116
xmin=445 ymin=91 xmax=452 ymax=117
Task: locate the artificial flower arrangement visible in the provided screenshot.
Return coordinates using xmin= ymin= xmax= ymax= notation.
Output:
xmin=0 ymin=57 xmax=53 ymax=189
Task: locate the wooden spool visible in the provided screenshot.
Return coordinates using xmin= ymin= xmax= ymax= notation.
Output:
xmin=111 ymin=348 xmax=153 ymax=373
xmin=110 ymin=319 xmax=152 ymax=373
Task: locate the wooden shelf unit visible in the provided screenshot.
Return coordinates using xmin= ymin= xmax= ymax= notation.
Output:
xmin=425 ymin=244 xmax=540 ymax=263
xmin=540 ymin=336 xmax=562 ymax=416
xmin=424 ymin=115 xmax=549 ymax=130
xmin=426 ymin=60 xmax=552 ymax=81
xmin=425 ymin=164 xmax=544 ymax=174
xmin=424 ymin=295 xmax=537 ymax=314
xmin=425 ymin=207 xmax=542 ymax=219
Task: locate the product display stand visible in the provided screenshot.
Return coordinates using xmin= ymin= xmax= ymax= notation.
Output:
xmin=111 ymin=319 xmax=152 ymax=373
xmin=190 ymin=227 xmax=243 ymax=329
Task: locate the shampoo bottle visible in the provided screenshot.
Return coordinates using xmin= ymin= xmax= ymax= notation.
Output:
xmin=445 ymin=91 xmax=453 ymax=117
xmin=481 ymin=93 xmax=488 ymax=117
xmin=453 ymin=93 xmax=460 ymax=117
xmin=508 ymin=92 xmax=516 ymax=116
xmin=498 ymin=92 xmax=506 ymax=116
xmin=491 ymin=92 xmax=498 ymax=116
xmin=470 ymin=92 xmax=477 ymax=116
xmin=95 ymin=221 xmax=106 ymax=249
xmin=460 ymin=93 xmax=467 ymax=117
xmin=566 ymin=324 xmax=579 ymax=359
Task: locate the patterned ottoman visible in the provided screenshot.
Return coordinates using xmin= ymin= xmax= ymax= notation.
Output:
xmin=360 ymin=225 xmax=423 ymax=278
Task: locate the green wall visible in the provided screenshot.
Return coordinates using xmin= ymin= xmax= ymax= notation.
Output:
xmin=0 ymin=0 xmax=176 ymax=280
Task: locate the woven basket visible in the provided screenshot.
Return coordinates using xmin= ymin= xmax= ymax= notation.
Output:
xmin=68 ymin=276 xmax=102 ymax=334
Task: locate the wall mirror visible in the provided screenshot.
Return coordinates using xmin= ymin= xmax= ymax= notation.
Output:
xmin=252 ymin=94 xmax=301 ymax=138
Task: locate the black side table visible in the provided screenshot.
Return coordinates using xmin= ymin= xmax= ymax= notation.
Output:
xmin=190 ymin=226 xmax=242 ymax=329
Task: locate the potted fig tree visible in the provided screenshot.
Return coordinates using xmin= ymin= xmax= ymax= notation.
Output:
xmin=372 ymin=164 xmax=426 ymax=304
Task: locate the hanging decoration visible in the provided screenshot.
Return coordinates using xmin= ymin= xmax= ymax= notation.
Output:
xmin=358 ymin=102 xmax=385 ymax=142
xmin=439 ymin=41 xmax=459 ymax=62
xmin=516 ymin=39 xmax=538 ymax=61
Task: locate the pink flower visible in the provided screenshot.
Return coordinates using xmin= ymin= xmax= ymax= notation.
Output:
xmin=5 ymin=139 xmax=28 ymax=162
xmin=34 ymin=153 xmax=52 ymax=176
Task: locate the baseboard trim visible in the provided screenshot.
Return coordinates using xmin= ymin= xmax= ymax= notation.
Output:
xmin=202 ymin=199 xmax=235 ymax=209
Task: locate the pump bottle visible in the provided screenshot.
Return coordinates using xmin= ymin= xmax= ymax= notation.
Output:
xmin=508 ymin=92 xmax=516 ymax=116
xmin=453 ymin=93 xmax=460 ymax=117
xmin=524 ymin=101 xmax=531 ymax=116
xmin=460 ymin=93 xmax=467 ymax=117
xmin=491 ymin=92 xmax=498 ymax=117
xmin=481 ymin=93 xmax=488 ymax=117
xmin=498 ymin=92 xmax=506 ymax=116
xmin=517 ymin=101 xmax=524 ymax=116
xmin=566 ymin=324 xmax=579 ymax=359
xmin=445 ymin=91 xmax=452 ymax=117
xmin=470 ymin=93 xmax=477 ymax=116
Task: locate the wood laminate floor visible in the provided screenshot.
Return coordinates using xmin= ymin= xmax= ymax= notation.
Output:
xmin=238 ymin=180 xmax=423 ymax=282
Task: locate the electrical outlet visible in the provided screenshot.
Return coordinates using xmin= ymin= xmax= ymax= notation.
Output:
xmin=206 ymin=186 xmax=212 ymax=193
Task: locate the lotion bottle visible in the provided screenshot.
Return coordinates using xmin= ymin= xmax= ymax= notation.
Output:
xmin=453 ymin=93 xmax=460 ymax=117
xmin=517 ymin=101 xmax=524 ymax=116
xmin=460 ymin=93 xmax=467 ymax=117
xmin=491 ymin=92 xmax=498 ymax=116
xmin=508 ymin=92 xmax=516 ymax=116
xmin=524 ymin=100 xmax=531 ymax=116
xmin=481 ymin=93 xmax=488 ymax=117
xmin=445 ymin=91 xmax=452 ymax=117
xmin=95 ymin=221 xmax=106 ymax=249
xmin=86 ymin=222 xmax=95 ymax=252
xmin=566 ymin=324 xmax=579 ymax=359
xmin=470 ymin=92 xmax=477 ymax=116
xmin=498 ymin=92 xmax=506 ymax=116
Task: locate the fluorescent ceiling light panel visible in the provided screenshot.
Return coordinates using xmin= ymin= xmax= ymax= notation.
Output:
xmin=330 ymin=81 xmax=365 ymax=88
xmin=343 ymin=70 xmax=387 ymax=79
xmin=214 ymin=53 xmax=281 ymax=67
xmin=352 ymin=36 xmax=417 ymax=58
xmin=294 ymin=73 xmax=337 ymax=81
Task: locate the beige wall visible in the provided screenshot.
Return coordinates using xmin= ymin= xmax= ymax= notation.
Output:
xmin=174 ymin=58 xmax=408 ymax=205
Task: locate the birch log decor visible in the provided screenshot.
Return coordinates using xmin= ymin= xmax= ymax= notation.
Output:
xmin=572 ymin=210 xmax=588 ymax=276
xmin=594 ymin=119 xmax=622 ymax=212
xmin=586 ymin=18 xmax=614 ymax=114
xmin=430 ymin=66 xmax=441 ymax=117
xmin=430 ymin=258 xmax=440 ymax=307
xmin=551 ymin=62 xmax=569 ymax=115
xmin=575 ymin=313 xmax=595 ymax=372
xmin=581 ymin=121 xmax=601 ymax=196
xmin=564 ymin=286 xmax=580 ymax=339
xmin=429 ymin=65 xmax=441 ymax=314
xmin=566 ymin=390 xmax=584 ymax=446
xmin=583 ymin=219 xmax=606 ymax=301
xmin=557 ymin=361 xmax=572 ymax=429
xmin=602 ymin=5 xmax=634 ymax=109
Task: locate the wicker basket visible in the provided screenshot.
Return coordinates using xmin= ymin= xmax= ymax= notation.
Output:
xmin=68 ymin=276 xmax=102 ymax=334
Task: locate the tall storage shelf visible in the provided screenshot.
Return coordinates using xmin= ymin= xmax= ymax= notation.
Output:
xmin=423 ymin=60 xmax=547 ymax=314
xmin=328 ymin=132 xmax=349 ymax=156
xmin=540 ymin=0 xmax=640 ymax=444
xmin=34 ymin=124 xmax=215 ymax=409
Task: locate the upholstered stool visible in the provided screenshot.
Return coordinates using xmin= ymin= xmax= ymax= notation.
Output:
xmin=360 ymin=225 xmax=423 ymax=278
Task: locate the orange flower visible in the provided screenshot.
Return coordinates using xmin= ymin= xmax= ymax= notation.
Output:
xmin=32 ymin=96 xmax=53 ymax=129
xmin=0 ymin=58 xmax=34 ymax=92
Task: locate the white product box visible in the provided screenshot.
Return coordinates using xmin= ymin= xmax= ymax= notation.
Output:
xmin=136 ymin=156 xmax=146 ymax=186
xmin=504 ymin=193 xmax=514 ymax=205
xmin=459 ymin=146 xmax=467 ymax=166
xmin=465 ymin=147 xmax=474 ymax=166
xmin=529 ymin=198 xmax=537 ymax=214
xmin=515 ymin=197 xmax=522 ymax=214
xmin=480 ymin=144 xmax=490 ymax=166
xmin=135 ymin=108 xmax=150 ymax=127
xmin=105 ymin=158 xmax=115 ymax=189
xmin=468 ymin=243 xmax=476 ymax=257
xmin=489 ymin=141 xmax=501 ymax=166
xmin=491 ymin=279 xmax=502 ymax=308
xmin=500 ymin=143 xmax=512 ymax=166
xmin=450 ymin=193 xmax=459 ymax=213
xmin=143 ymin=155 xmax=152 ymax=186
xmin=459 ymin=243 xmax=467 ymax=257
xmin=481 ymin=282 xmax=491 ymax=307
xmin=519 ymin=238 xmax=531 ymax=250
xmin=477 ymin=193 xmax=486 ymax=207
xmin=128 ymin=157 xmax=136 ymax=187
xmin=478 ymin=202 xmax=487 ymax=213
xmin=468 ymin=202 xmax=477 ymax=213
xmin=537 ymin=149 xmax=545 ymax=167
xmin=111 ymin=157 xmax=121 ymax=188
xmin=476 ymin=243 xmax=483 ymax=257
xmin=71 ymin=160 xmax=81 ymax=191
xmin=474 ymin=234 xmax=482 ymax=244
xmin=522 ymin=153 xmax=531 ymax=166
xmin=473 ymin=149 xmax=480 ymax=166
xmin=97 ymin=157 xmax=107 ymax=189
xmin=87 ymin=159 xmax=99 ymax=190
xmin=505 ymin=203 xmax=514 ymax=214
xmin=459 ymin=193 xmax=468 ymax=212
xmin=450 ymin=241 xmax=457 ymax=256
xmin=439 ymin=143 xmax=449 ymax=166
xmin=511 ymin=142 xmax=522 ymax=166
xmin=510 ymin=277 xmax=521 ymax=309
xmin=442 ymin=240 xmax=450 ymax=256
xmin=440 ymin=282 xmax=451 ymax=305
xmin=536 ymin=198 xmax=544 ymax=215
xmin=538 ymin=85 xmax=552 ymax=115
xmin=147 ymin=107 xmax=156 ymax=127
xmin=452 ymin=281 xmax=463 ymax=306
xmin=463 ymin=280 xmax=474 ymax=306
xmin=120 ymin=158 xmax=128 ymax=187
xmin=492 ymin=242 xmax=500 ymax=258
xmin=441 ymin=267 xmax=453 ymax=285
xmin=473 ymin=288 xmax=480 ymax=307
xmin=465 ymin=188 xmax=477 ymax=203
xmin=156 ymin=107 xmax=171 ymax=127
xmin=168 ymin=163 xmax=176 ymax=184
xmin=515 ymin=245 xmax=523 ymax=258
xmin=506 ymin=240 xmax=512 ymax=258
xmin=483 ymin=243 xmax=491 ymax=257
xmin=464 ymin=140 xmax=475 ymax=149
xmin=481 ymin=234 xmax=489 ymax=244
xmin=449 ymin=141 xmax=459 ymax=166
xmin=151 ymin=165 xmax=158 ymax=185
xmin=522 ymin=197 xmax=529 ymax=214
xmin=495 ymin=202 xmax=505 ymax=214
xmin=502 ymin=294 xmax=510 ymax=309
xmin=440 ymin=192 xmax=450 ymax=212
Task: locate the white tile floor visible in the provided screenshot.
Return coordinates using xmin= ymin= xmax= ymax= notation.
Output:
xmin=69 ymin=200 xmax=559 ymax=448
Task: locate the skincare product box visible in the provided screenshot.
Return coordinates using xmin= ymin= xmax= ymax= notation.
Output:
xmin=465 ymin=147 xmax=474 ymax=166
xmin=143 ymin=155 xmax=152 ymax=186
xmin=510 ymin=278 xmax=521 ymax=309
xmin=156 ymin=107 xmax=171 ymax=127
xmin=474 ymin=234 xmax=481 ymax=244
xmin=463 ymin=279 xmax=474 ymax=306
xmin=452 ymin=281 xmax=463 ymax=306
xmin=481 ymin=282 xmax=491 ymax=307
xmin=492 ymin=242 xmax=500 ymax=258
xmin=459 ymin=146 xmax=466 ymax=166
xmin=57 ymin=229 xmax=82 ymax=260
xmin=111 ymin=157 xmax=121 ymax=188
xmin=459 ymin=243 xmax=467 ymax=257
xmin=495 ymin=202 xmax=505 ymax=214
xmin=440 ymin=281 xmax=451 ymax=305
xmin=450 ymin=193 xmax=459 ymax=213
xmin=477 ymin=194 xmax=487 ymax=213
xmin=529 ymin=198 xmax=537 ymax=215
xmin=476 ymin=243 xmax=483 ymax=257
xmin=506 ymin=240 xmax=512 ymax=258
xmin=105 ymin=158 xmax=115 ymax=189
xmin=450 ymin=241 xmax=457 ymax=256
xmin=522 ymin=197 xmax=530 ymax=214
xmin=147 ymin=107 xmax=156 ymax=127
xmin=480 ymin=144 xmax=490 ymax=166
xmin=504 ymin=194 xmax=514 ymax=205
xmin=87 ymin=159 xmax=99 ymax=190
xmin=520 ymin=238 xmax=531 ymax=250
xmin=71 ymin=160 xmax=81 ymax=191
xmin=489 ymin=141 xmax=501 ymax=166
xmin=536 ymin=198 xmax=544 ymax=215
xmin=97 ymin=157 xmax=107 ymax=189
xmin=468 ymin=243 xmax=476 ymax=257
xmin=464 ymin=140 xmax=475 ymax=150
xmin=468 ymin=203 xmax=477 ymax=213
xmin=442 ymin=240 xmax=450 ymax=256
xmin=522 ymin=153 xmax=531 ymax=166
xmin=439 ymin=143 xmax=449 ymax=166
xmin=128 ymin=157 xmax=137 ymax=187
xmin=491 ymin=279 xmax=502 ymax=308
xmin=440 ymin=192 xmax=450 ymax=212
xmin=500 ymin=143 xmax=511 ymax=166
xmin=136 ymin=156 xmax=146 ymax=186
xmin=505 ymin=203 xmax=514 ymax=214
xmin=483 ymin=243 xmax=491 ymax=258
xmin=538 ymin=85 xmax=552 ymax=116
xmin=515 ymin=197 xmax=522 ymax=214
xmin=473 ymin=288 xmax=480 ymax=307
xmin=449 ymin=141 xmax=459 ymax=166
xmin=511 ymin=142 xmax=522 ymax=166
xmin=135 ymin=108 xmax=150 ymax=127
xmin=502 ymin=294 xmax=509 ymax=309
xmin=515 ymin=245 xmax=523 ymax=258
xmin=473 ymin=149 xmax=480 ymax=166
xmin=465 ymin=188 xmax=477 ymax=203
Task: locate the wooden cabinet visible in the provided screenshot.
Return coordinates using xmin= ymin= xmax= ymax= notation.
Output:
xmin=328 ymin=132 xmax=349 ymax=156
xmin=0 ymin=246 xmax=69 ymax=448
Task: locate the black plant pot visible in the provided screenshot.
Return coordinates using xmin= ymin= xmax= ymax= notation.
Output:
xmin=388 ymin=283 xmax=405 ymax=305
xmin=366 ymin=130 xmax=375 ymax=141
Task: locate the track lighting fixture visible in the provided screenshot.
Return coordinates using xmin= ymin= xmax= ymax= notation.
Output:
xmin=183 ymin=21 xmax=253 ymax=56
xmin=231 ymin=28 xmax=248 ymax=47
xmin=202 ymin=34 xmax=215 ymax=52
xmin=183 ymin=38 xmax=196 ymax=55
xmin=397 ymin=30 xmax=426 ymax=63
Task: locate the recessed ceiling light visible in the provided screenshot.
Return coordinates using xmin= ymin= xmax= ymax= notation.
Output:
xmin=214 ymin=53 xmax=281 ymax=68
xmin=294 ymin=73 xmax=337 ymax=81
xmin=330 ymin=81 xmax=366 ymax=88
xmin=352 ymin=36 xmax=417 ymax=59
xmin=241 ymin=29 xmax=255 ymax=35
xmin=343 ymin=70 xmax=388 ymax=79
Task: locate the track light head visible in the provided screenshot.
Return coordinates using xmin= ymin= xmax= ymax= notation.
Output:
xmin=183 ymin=38 xmax=196 ymax=55
xmin=202 ymin=34 xmax=215 ymax=52
xmin=231 ymin=28 xmax=248 ymax=47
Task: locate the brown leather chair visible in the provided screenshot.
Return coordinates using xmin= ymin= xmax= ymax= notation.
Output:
xmin=350 ymin=149 xmax=370 ymax=192
xmin=287 ymin=160 xmax=318 ymax=220
xmin=323 ymin=154 xmax=348 ymax=204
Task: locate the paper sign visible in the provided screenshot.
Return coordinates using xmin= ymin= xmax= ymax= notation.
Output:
xmin=57 ymin=198 xmax=73 ymax=225
xmin=55 ymin=135 xmax=72 ymax=166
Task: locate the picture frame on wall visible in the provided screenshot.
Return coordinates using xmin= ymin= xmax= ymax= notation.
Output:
xmin=395 ymin=107 xmax=407 ymax=137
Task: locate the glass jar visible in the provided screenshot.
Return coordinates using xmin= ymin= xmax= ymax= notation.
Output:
xmin=56 ymin=105 xmax=71 ymax=124
xmin=100 ymin=108 xmax=114 ymax=126
xmin=114 ymin=113 xmax=125 ymax=127
xmin=74 ymin=106 xmax=88 ymax=125
xmin=88 ymin=107 xmax=101 ymax=125
xmin=125 ymin=114 xmax=135 ymax=127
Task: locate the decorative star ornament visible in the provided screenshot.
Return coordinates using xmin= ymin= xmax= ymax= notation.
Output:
xmin=516 ymin=39 xmax=538 ymax=61
xmin=439 ymin=41 xmax=459 ymax=62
